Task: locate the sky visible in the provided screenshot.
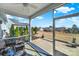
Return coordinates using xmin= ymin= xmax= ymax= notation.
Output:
xmin=1 ymin=3 xmax=79 ymax=32
xmin=32 ymin=3 xmax=79 ymax=28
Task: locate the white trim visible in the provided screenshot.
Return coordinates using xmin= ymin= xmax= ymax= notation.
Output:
xmin=29 ymin=19 xmax=32 ymax=42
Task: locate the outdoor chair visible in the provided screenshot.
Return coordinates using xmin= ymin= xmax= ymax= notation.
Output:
xmin=4 ymin=39 xmax=16 ymax=47
xmin=66 ymin=38 xmax=78 ymax=48
xmin=13 ymin=42 xmax=25 ymax=56
xmin=67 ymin=42 xmax=77 ymax=48
xmin=14 ymin=42 xmax=25 ymax=52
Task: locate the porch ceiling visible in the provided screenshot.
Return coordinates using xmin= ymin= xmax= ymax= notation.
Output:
xmin=0 ymin=3 xmax=65 ymax=19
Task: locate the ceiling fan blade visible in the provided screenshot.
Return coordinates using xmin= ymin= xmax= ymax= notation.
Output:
xmin=22 ymin=3 xmax=37 ymax=9
xmin=22 ymin=3 xmax=28 ymax=7
xmin=30 ymin=4 xmax=37 ymax=9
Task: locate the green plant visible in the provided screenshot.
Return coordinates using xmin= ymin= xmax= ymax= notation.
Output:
xmin=25 ymin=35 xmax=30 ymax=42
xmin=19 ymin=27 xmax=23 ymax=35
xmin=32 ymin=27 xmax=38 ymax=34
xmin=24 ymin=25 xmax=28 ymax=35
xmin=10 ymin=24 xmax=15 ymax=37
xmin=15 ymin=27 xmax=20 ymax=37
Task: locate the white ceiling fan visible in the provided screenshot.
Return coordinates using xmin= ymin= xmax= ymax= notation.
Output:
xmin=22 ymin=3 xmax=37 ymax=9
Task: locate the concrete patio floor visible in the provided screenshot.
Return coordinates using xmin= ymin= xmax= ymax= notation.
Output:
xmin=32 ymin=38 xmax=79 ymax=56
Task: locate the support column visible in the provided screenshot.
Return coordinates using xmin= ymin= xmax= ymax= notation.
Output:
xmin=29 ymin=19 xmax=32 ymax=42
xmin=0 ymin=20 xmax=3 ymax=39
xmin=52 ymin=9 xmax=56 ymax=55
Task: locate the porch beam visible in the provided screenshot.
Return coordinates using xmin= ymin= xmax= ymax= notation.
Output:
xmin=54 ymin=12 xmax=79 ymax=20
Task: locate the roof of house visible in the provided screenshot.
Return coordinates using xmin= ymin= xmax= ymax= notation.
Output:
xmin=9 ymin=18 xmax=28 ymax=26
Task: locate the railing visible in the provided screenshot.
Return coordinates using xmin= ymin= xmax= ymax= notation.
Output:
xmin=0 ymin=35 xmax=28 ymax=56
xmin=1 ymin=35 xmax=28 ymax=40
xmin=0 ymin=35 xmax=49 ymax=56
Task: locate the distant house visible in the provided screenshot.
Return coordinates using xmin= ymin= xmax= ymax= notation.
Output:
xmin=43 ymin=28 xmax=50 ymax=32
xmin=40 ymin=26 xmax=68 ymax=33
xmin=39 ymin=28 xmax=43 ymax=31
xmin=13 ymin=23 xmax=28 ymax=28
xmin=55 ymin=27 xmax=66 ymax=32
xmin=43 ymin=26 xmax=53 ymax=32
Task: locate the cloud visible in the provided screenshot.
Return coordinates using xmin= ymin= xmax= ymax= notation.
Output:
xmin=70 ymin=17 xmax=79 ymax=24
xmin=67 ymin=17 xmax=79 ymax=27
xmin=6 ymin=14 xmax=13 ymax=18
xmin=56 ymin=17 xmax=79 ymax=28
xmin=56 ymin=6 xmax=75 ymax=13
xmin=60 ymin=19 xmax=65 ymax=22
xmin=54 ymin=11 xmax=57 ymax=14
xmin=35 ymin=16 xmax=44 ymax=20
xmin=56 ymin=17 xmax=79 ymax=24
xmin=56 ymin=19 xmax=65 ymax=24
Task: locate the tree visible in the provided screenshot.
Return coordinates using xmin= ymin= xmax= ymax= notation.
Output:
xmin=72 ymin=24 xmax=78 ymax=34
xmin=19 ymin=27 xmax=23 ymax=35
xmin=24 ymin=25 xmax=28 ymax=35
xmin=34 ymin=27 xmax=38 ymax=34
xmin=15 ymin=27 xmax=20 ymax=37
xmin=66 ymin=28 xmax=72 ymax=33
xmin=23 ymin=25 xmax=29 ymax=41
xmin=10 ymin=24 xmax=15 ymax=37
xmin=32 ymin=27 xmax=38 ymax=34
xmin=71 ymin=24 xmax=78 ymax=44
